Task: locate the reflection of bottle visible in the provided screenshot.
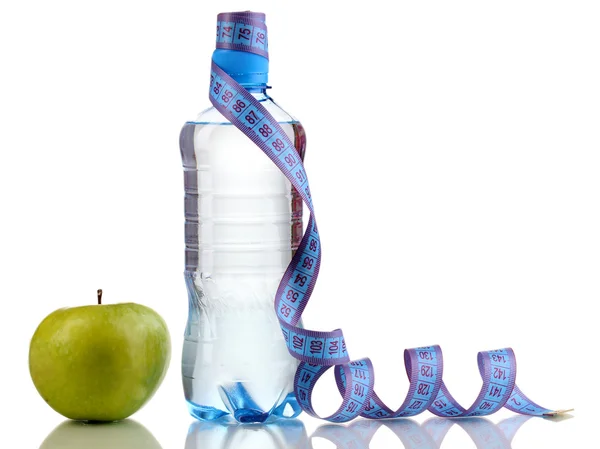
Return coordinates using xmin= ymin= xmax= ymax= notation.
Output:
xmin=180 ymin=11 xmax=305 ymax=423
xmin=185 ymin=419 xmax=308 ymax=449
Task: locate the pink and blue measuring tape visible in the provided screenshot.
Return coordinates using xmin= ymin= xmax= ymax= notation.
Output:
xmin=209 ymin=11 xmax=570 ymax=423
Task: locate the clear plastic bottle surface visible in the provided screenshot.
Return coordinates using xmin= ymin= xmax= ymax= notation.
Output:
xmin=180 ymin=90 xmax=306 ymax=423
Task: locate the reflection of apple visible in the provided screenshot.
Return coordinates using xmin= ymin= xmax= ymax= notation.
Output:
xmin=29 ymin=290 xmax=171 ymax=421
xmin=40 ymin=419 xmax=163 ymax=449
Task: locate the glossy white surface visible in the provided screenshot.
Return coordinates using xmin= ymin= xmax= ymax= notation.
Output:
xmin=0 ymin=0 xmax=595 ymax=447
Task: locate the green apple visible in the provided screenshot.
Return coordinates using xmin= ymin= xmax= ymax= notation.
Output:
xmin=40 ymin=419 xmax=163 ymax=449
xmin=29 ymin=290 xmax=171 ymax=422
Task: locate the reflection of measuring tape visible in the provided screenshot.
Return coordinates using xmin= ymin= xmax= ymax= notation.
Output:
xmin=210 ymin=11 xmax=571 ymax=423
xmin=314 ymin=414 xmax=538 ymax=449
xmin=188 ymin=413 xmax=567 ymax=449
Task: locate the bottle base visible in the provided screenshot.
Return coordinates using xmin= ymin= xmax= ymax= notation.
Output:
xmin=186 ymin=393 xmax=302 ymax=423
xmin=186 ymin=401 xmax=229 ymax=421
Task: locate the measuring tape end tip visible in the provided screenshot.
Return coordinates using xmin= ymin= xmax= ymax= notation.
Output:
xmin=543 ymin=408 xmax=574 ymax=418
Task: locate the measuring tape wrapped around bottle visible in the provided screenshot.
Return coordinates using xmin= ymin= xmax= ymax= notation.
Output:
xmin=209 ymin=11 xmax=569 ymax=423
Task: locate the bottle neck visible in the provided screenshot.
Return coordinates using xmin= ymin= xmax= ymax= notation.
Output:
xmin=242 ymin=85 xmax=269 ymax=95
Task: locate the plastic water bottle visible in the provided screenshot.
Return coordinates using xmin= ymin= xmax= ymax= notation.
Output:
xmin=179 ymin=11 xmax=305 ymax=423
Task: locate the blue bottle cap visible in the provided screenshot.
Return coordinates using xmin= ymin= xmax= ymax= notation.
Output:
xmin=213 ymin=11 xmax=269 ymax=86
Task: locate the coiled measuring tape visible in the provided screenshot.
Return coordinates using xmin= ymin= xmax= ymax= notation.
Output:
xmin=209 ymin=11 xmax=570 ymax=423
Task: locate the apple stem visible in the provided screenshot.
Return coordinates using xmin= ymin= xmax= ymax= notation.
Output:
xmin=97 ymin=289 xmax=102 ymax=305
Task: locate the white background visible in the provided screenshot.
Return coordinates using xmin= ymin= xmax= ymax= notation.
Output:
xmin=0 ymin=0 xmax=597 ymax=447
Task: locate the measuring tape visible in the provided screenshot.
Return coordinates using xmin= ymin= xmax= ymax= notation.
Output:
xmin=209 ymin=11 xmax=569 ymax=423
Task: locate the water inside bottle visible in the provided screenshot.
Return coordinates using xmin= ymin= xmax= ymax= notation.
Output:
xmin=181 ymin=120 xmax=305 ymax=422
